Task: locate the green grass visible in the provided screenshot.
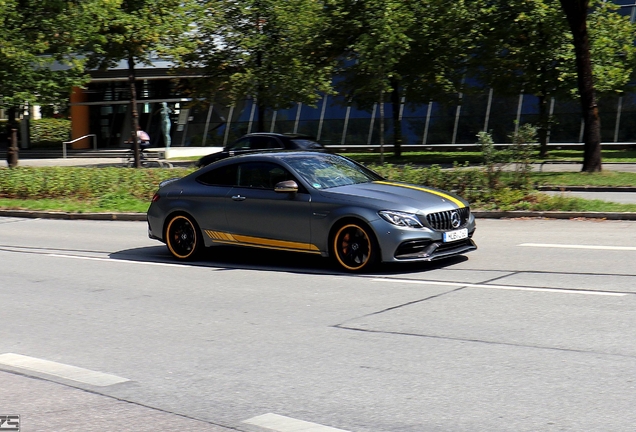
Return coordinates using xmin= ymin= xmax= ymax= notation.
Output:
xmin=345 ymin=148 xmax=636 ymax=165
xmin=0 ymin=197 xmax=150 ymax=213
xmin=473 ymin=191 xmax=636 ymax=212
xmin=544 ymin=149 xmax=636 ymax=162
xmin=529 ymin=171 xmax=636 ymax=187
xmin=167 ymin=149 xmax=636 ymax=167
xmin=2 ymin=189 xmax=634 ymax=214
xmin=346 ymin=151 xmax=484 ymax=165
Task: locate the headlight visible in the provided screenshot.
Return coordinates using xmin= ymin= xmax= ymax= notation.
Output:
xmin=378 ymin=210 xmax=424 ymax=228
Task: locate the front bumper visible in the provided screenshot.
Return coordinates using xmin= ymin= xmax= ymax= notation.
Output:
xmin=370 ymin=218 xmax=477 ymax=263
xmin=393 ymin=237 xmax=477 ymax=261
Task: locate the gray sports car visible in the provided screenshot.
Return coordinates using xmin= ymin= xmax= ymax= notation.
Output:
xmin=147 ymin=152 xmax=477 ymax=271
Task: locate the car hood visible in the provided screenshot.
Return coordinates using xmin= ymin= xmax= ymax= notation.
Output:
xmin=318 ymin=181 xmax=468 ymax=213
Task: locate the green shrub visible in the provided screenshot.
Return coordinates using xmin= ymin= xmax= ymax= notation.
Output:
xmin=30 ymin=118 xmax=71 ymax=147
xmin=478 ymin=130 xmax=511 ymax=189
xmin=508 ymin=124 xmax=538 ymax=190
xmin=0 ymin=167 xmax=195 ymax=200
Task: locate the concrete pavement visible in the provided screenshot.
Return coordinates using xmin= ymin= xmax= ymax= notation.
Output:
xmin=0 ymin=370 xmax=236 ymax=432
xmin=1 ymin=157 xmax=636 ymax=430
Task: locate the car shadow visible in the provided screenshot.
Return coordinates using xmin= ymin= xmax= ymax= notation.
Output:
xmin=109 ymin=244 xmax=469 ymax=277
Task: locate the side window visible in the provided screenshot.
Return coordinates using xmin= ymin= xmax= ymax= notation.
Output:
xmin=251 ymin=136 xmax=269 ymax=149
xmin=250 ymin=136 xmax=282 ymax=149
xmin=265 ymin=137 xmax=283 ymax=149
xmin=227 ymin=137 xmax=251 ymax=151
xmin=196 ymin=164 xmax=238 ymax=186
xmin=236 ymin=162 xmax=301 ymax=190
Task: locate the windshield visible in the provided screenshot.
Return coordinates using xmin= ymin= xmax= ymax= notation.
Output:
xmin=283 ymin=154 xmax=383 ymax=189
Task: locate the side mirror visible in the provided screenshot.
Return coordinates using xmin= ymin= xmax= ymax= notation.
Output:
xmin=274 ymin=180 xmax=299 ymax=193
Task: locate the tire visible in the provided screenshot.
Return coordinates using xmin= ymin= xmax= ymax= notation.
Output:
xmin=331 ymin=222 xmax=378 ymax=272
xmin=165 ymin=214 xmax=202 ymax=260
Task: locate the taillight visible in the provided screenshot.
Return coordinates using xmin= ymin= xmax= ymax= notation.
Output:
xmin=152 ymin=193 xmax=160 ymax=202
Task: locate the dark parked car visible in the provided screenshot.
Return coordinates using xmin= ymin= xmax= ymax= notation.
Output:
xmin=148 ymin=152 xmax=477 ymax=272
xmin=196 ymin=132 xmax=324 ymax=167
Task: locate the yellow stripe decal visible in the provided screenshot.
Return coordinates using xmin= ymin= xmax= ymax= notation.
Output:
xmin=205 ymin=231 xmax=320 ymax=254
xmin=373 ymin=181 xmax=465 ymax=208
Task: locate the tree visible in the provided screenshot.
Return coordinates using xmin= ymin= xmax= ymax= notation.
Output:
xmin=0 ymin=0 xmax=87 ymax=155
xmin=81 ymin=0 xmax=196 ymax=167
xmin=178 ymin=0 xmax=335 ymax=134
xmin=335 ymin=0 xmax=475 ymax=157
xmin=559 ymin=0 xmax=602 ymax=172
xmin=474 ymin=1 xmax=572 ymax=157
xmin=474 ymin=0 xmax=636 ymax=161
xmin=334 ymin=0 xmax=414 ymax=159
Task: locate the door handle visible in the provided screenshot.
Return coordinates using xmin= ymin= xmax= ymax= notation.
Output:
xmin=232 ymin=195 xmax=246 ymax=201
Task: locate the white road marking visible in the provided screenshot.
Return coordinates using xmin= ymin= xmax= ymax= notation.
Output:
xmin=243 ymin=413 xmax=350 ymax=432
xmin=520 ymin=243 xmax=636 ymax=251
xmin=0 ymin=353 xmax=129 ymax=386
xmin=47 ymin=253 xmax=201 ymax=268
xmin=371 ymin=278 xmax=626 ymax=297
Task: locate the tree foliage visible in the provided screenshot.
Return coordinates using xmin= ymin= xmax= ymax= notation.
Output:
xmin=178 ymin=0 xmax=335 ymax=132
xmin=80 ymin=0 xmax=195 ymax=70
xmin=78 ymin=0 xmax=196 ymax=166
xmin=0 ymin=0 xmax=87 ymax=112
xmin=333 ymin=0 xmax=476 ymax=156
xmin=475 ymin=0 xmax=635 ymax=164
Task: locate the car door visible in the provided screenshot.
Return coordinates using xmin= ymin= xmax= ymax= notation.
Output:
xmin=190 ymin=163 xmax=237 ymax=239
xmin=224 ymin=161 xmax=314 ymax=252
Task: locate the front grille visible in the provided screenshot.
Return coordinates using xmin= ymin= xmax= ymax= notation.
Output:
xmin=423 ymin=207 xmax=470 ymax=231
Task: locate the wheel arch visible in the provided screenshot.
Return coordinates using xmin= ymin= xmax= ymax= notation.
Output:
xmin=163 ymin=210 xmax=199 ymax=240
xmin=328 ymin=216 xmax=381 ymax=271
xmin=164 ymin=211 xmax=204 ymax=260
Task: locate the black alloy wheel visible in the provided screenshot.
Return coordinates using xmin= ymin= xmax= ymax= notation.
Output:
xmin=165 ymin=214 xmax=201 ymax=260
xmin=332 ymin=223 xmax=377 ymax=272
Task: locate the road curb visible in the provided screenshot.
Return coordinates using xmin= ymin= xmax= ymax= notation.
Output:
xmin=2 ymin=209 xmax=636 ymax=221
xmin=538 ymin=186 xmax=636 ymax=192
xmin=0 ymin=209 xmax=146 ymax=221
xmin=472 ymin=210 xmax=636 ymax=220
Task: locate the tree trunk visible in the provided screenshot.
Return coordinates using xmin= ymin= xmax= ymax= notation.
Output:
xmin=379 ymin=90 xmax=385 ymax=164
xmin=128 ymin=56 xmax=141 ymax=168
xmin=257 ymin=103 xmax=266 ymax=133
xmin=6 ymin=107 xmax=18 ymax=142
xmin=538 ymin=95 xmax=549 ymax=158
xmin=6 ymin=107 xmax=19 ymax=167
xmin=559 ymin=0 xmax=602 ymax=172
xmin=390 ymin=79 xmax=402 ymax=158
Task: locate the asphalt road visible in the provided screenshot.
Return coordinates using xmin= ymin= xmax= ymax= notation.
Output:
xmin=1 ymin=217 xmax=636 ymax=431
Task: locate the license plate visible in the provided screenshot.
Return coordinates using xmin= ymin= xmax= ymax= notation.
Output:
xmin=443 ymin=228 xmax=468 ymax=242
